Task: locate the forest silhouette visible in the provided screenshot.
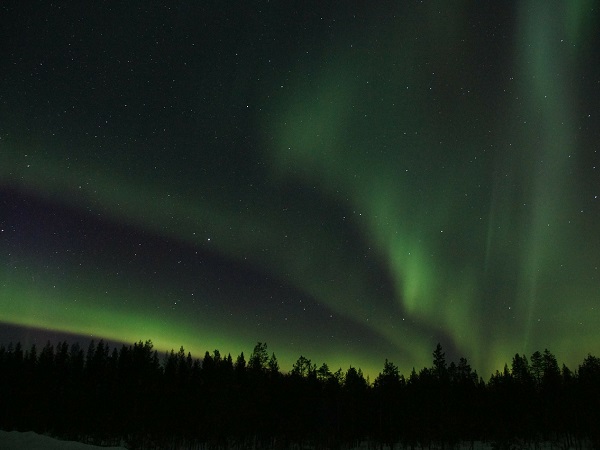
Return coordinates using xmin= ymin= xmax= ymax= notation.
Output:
xmin=1 ymin=339 xmax=599 ymax=449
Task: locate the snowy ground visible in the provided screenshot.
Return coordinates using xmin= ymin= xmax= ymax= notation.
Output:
xmin=0 ymin=431 xmax=588 ymax=450
xmin=0 ymin=430 xmax=127 ymax=450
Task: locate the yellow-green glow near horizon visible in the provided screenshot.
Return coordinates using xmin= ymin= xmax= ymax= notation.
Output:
xmin=0 ymin=261 xmax=231 ymax=356
xmin=1 ymin=2 xmax=599 ymax=379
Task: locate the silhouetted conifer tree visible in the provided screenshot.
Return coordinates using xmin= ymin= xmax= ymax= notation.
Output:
xmin=234 ymin=351 xmax=246 ymax=372
xmin=265 ymin=352 xmax=278 ymax=375
xmin=248 ymin=342 xmax=269 ymax=373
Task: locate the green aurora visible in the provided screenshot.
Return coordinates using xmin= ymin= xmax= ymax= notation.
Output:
xmin=1 ymin=1 xmax=599 ymax=378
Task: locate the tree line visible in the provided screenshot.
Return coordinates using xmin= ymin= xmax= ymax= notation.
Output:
xmin=1 ymin=339 xmax=599 ymax=449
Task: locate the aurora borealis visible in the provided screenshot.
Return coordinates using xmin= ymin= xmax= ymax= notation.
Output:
xmin=1 ymin=1 xmax=599 ymax=379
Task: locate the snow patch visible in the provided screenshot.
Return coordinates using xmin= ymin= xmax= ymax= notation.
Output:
xmin=0 ymin=430 xmax=127 ymax=450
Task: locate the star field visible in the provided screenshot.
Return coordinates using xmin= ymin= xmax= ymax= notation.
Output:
xmin=1 ymin=1 xmax=599 ymax=378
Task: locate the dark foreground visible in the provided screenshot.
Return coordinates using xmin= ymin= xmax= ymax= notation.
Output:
xmin=1 ymin=341 xmax=599 ymax=449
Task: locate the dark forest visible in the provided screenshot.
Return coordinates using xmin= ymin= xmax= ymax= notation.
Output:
xmin=1 ymin=340 xmax=599 ymax=449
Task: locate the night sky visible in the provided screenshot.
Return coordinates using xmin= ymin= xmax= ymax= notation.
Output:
xmin=1 ymin=1 xmax=599 ymax=379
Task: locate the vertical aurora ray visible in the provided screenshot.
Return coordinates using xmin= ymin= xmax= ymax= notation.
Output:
xmin=511 ymin=2 xmax=588 ymax=351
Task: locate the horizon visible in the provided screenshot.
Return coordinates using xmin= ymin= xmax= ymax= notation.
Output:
xmin=0 ymin=324 xmax=594 ymax=381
